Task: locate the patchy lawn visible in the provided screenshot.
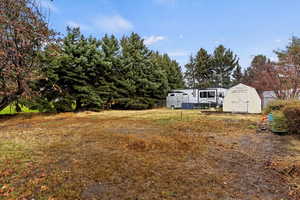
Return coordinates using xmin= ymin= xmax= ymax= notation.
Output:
xmin=0 ymin=109 xmax=299 ymax=199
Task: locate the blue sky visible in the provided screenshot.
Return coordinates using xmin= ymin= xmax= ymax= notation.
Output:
xmin=41 ymin=0 xmax=300 ymax=70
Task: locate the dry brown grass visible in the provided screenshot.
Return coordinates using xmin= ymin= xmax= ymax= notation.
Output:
xmin=0 ymin=109 xmax=298 ymax=199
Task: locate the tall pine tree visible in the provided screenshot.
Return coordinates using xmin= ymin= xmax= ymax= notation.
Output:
xmin=114 ymin=33 xmax=161 ymax=109
xmin=232 ymin=65 xmax=243 ymax=85
xmin=100 ymin=34 xmax=121 ymax=108
xmin=194 ymin=48 xmax=213 ymax=88
xmin=32 ymin=27 xmax=109 ymax=112
xmin=184 ymin=55 xmax=196 ymax=88
xmin=211 ymin=45 xmax=239 ymax=88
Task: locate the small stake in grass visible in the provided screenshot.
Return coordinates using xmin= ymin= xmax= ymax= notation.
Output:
xmin=181 ymin=111 xmax=183 ymax=121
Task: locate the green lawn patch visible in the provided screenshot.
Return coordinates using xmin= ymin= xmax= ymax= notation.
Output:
xmin=0 ymin=104 xmax=38 ymax=115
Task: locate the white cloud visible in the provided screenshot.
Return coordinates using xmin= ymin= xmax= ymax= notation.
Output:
xmin=66 ymin=21 xmax=91 ymax=31
xmin=40 ymin=0 xmax=58 ymax=13
xmin=275 ymin=39 xmax=282 ymax=43
xmin=179 ymin=34 xmax=184 ymax=39
xmin=93 ymin=15 xmax=133 ymax=33
xmin=144 ymin=36 xmax=166 ymax=45
xmin=168 ymin=50 xmax=189 ymax=57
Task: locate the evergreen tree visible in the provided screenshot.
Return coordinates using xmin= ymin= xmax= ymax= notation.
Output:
xmin=194 ymin=48 xmax=213 ymax=88
xmin=59 ymin=28 xmax=107 ymax=111
xmin=114 ymin=33 xmax=163 ymax=109
xmin=169 ymin=60 xmax=185 ymax=89
xmin=32 ymin=27 xmax=109 ymax=112
xmin=30 ymin=31 xmax=185 ymax=112
xmin=211 ymin=45 xmax=239 ymax=88
xmin=232 ymin=65 xmax=243 ymax=85
xmin=148 ymin=52 xmax=170 ymax=100
xmin=184 ymin=49 xmax=214 ymax=89
xmin=184 ymin=55 xmax=196 ymax=88
xmin=100 ymin=34 xmax=121 ymax=108
xmin=156 ymin=53 xmax=184 ymax=90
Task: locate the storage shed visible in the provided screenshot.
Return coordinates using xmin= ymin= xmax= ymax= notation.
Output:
xmin=223 ymin=83 xmax=261 ymax=113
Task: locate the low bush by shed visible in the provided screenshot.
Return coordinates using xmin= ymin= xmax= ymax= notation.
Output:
xmin=283 ymin=105 xmax=300 ymax=134
xmin=264 ymin=99 xmax=300 ymax=114
xmin=265 ymin=100 xmax=300 ymax=135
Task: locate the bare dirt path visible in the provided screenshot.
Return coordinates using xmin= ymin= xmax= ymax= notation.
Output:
xmin=204 ymin=128 xmax=300 ymax=200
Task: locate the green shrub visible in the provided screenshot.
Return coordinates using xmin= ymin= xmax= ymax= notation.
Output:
xmin=283 ymin=104 xmax=300 ymax=134
xmin=264 ymin=99 xmax=300 ymax=114
xmin=271 ymin=111 xmax=288 ymax=133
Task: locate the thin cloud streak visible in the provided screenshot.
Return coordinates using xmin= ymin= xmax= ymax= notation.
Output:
xmin=66 ymin=21 xmax=91 ymax=31
xmin=144 ymin=36 xmax=166 ymax=45
xmin=93 ymin=15 xmax=134 ymax=33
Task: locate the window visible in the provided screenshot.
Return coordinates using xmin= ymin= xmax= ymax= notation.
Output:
xmin=170 ymin=94 xmax=175 ymax=96
xmin=200 ymin=91 xmax=216 ymax=98
xmin=183 ymin=93 xmax=188 ymax=96
xmin=200 ymin=92 xmax=208 ymax=98
xmin=208 ymin=91 xmax=216 ymax=98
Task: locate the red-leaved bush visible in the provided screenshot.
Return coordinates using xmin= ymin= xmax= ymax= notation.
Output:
xmin=283 ymin=105 xmax=300 ymax=134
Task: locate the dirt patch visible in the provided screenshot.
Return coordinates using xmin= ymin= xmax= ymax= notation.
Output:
xmin=206 ymin=131 xmax=300 ymax=200
xmin=105 ymin=127 xmax=161 ymax=135
xmin=81 ymin=183 xmax=107 ymax=199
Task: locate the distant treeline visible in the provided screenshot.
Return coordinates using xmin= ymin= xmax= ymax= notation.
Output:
xmin=26 ymin=28 xmax=184 ymax=112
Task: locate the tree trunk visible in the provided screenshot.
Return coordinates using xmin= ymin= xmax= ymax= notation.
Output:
xmin=0 ymin=80 xmax=25 ymax=112
xmin=0 ymin=95 xmax=18 ymax=111
xmin=75 ymin=100 xmax=83 ymax=112
xmin=15 ymin=101 xmax=22 ymax=112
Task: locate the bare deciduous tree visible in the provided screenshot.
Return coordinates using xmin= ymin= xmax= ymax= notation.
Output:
xmin=0 ymin=0 xmax=54 ymax=111
xmin=243 ymin=38 xmax=300 ymax=100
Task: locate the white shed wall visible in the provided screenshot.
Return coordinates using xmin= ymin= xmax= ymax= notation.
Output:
xmin=223 ymin=84 xmax=262 ymax=114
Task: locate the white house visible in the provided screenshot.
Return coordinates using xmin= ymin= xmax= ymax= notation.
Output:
xmin=223 ymin=83 xmax=262 ymax=114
